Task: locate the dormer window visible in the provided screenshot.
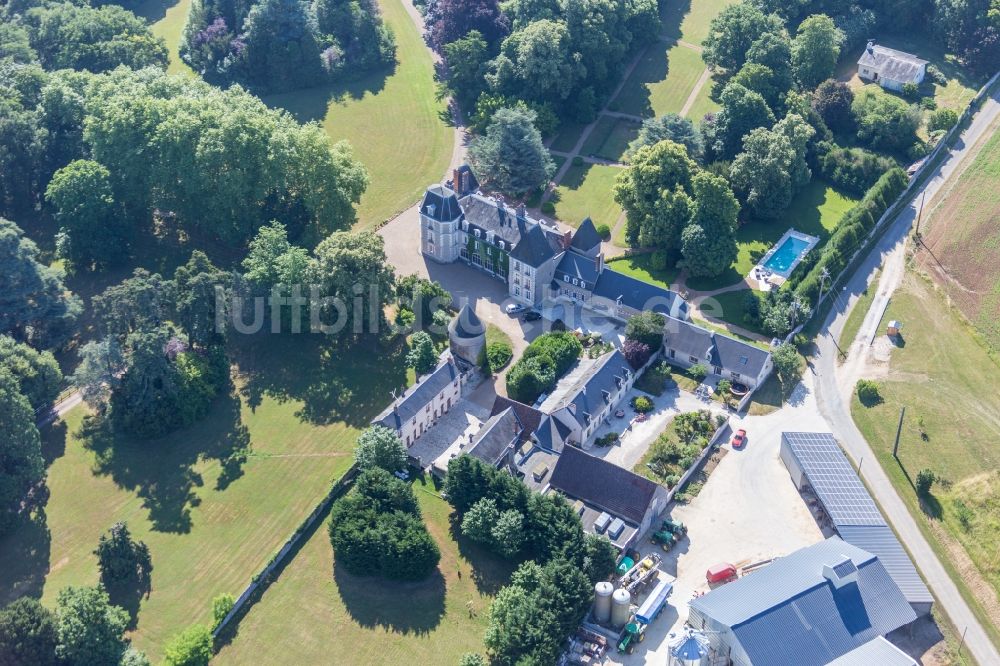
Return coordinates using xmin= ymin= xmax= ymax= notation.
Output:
xmin=487 ymin=231 xmax=495 ymax=243
xmin=572 ymin=278 xmax=579 ymax=286
xmin=425 ymin=203 xmax=436 ymax=217
xmin=474 ymin=229 xmax=481 ymax=238
xmin=498 ymin=240 xmax=505 ymax=250
xmin=563 ymin=275 xmax=570 ymax=282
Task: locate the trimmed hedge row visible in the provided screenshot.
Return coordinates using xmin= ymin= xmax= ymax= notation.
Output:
xmin=794 ymin=167 xmax=908 ymax=303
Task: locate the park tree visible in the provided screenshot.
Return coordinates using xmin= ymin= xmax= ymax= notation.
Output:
xmin=0 ymin=218 xmax=81 ymax=348
xmin=702 ymin=3 xmax=783 ymax=72
xmin=933 ymin=0 xmax=1000 ymax=75
xmin=492 ymin=509 xmax=526 ymax=557
xmin=488 ymin=20 xmax=581 ymax=103
xmin=92 ymin=269 xmax=174 ymax=342
xmin=625 ymin=311 xmax=666 ymax=349
xmin=774 ymin=113 xmax=815 ymax=190
xmin=730 ymin=63 xmax=784 ymax=110
xmin=0 ymin=335 xmax=62 ymax=412
xmin=771 ymin=343 xmax=802 ymax=389
xmin=812 ymin=80 xmax=855 ymax=133
xmin=72 ymin=338 xmax=126 ymax=411
xmin=354 ymin=425 xmax=407 ymax=472
xmin=468 ymin=106 xmax=554 ymax=196
xmin=442 ymin=30 xmax=490 ymax=109
xmin=729 ymin=127 xmax=796 ymax=218
xmin=309 ymin=231 xmax=395 ymax=338
xmin=241 ymin=222 xmax=310 ymax=292
xmin=238 ymin=0 xmax=325 ymax=92
xmin=563 ymin=0 xmax=634 ymax=87
xmin=462 ymin=497 xmax=500 ymax=543
xmin=427 ymin=0 xmax=509 ymax=50
xmin=45 ymin=160 xmax=128 ymax=270
xmin=406 ymin=331 xmax=438 ymax=375
xmin=120 ymin=647 xmax=150 ymax=666
xmin=852 ymin=88 xmax=921 ymax=152
xmin=637 ymin=185 xmax=692 ymax=250
xmin=173 ymin=251 xmax=229 ymax=349
xmin=709 ymin=83 xmax=775 ymax=160
xmin=614 ymin=140 xmax=697 ymax=246
xmin=54 ymin=586 xmax=129 ymax=666
xmin=0 ymin=370 xmax=44 ymax=536
xmin=0 ymin=597 xmax=58 ymax=666
xmin=628 ymin=113 xmax=704 ymax=161
xmin=162 ymin=625 xmax=212 ymax=666
xmin=680 ymin=171 xmax=739 ymax=277
xmin=395 ymin=275 xmax=451 ymax=328
xmin=791 ymin=14 xmax=842 ymax=89
xmin=313 ymin=0 xmax=396 ymax=73
xmin=746 ymin=31 xmax=794 ymax=99
xmin=211 ymin=594 xmax=234 ymax=629
xmin=501 ymin=0 xmax=561 ymax=29
xmin=459 ymin=654 xmax=487 ymax=666
xmin=94 ymin=522 xmax=152 ymax=587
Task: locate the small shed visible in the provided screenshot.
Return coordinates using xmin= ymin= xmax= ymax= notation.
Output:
xmin=887 ymin=320 xmax=902 ymax=337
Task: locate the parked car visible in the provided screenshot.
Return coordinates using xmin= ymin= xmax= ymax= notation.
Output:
xmin=615 ymin=409 xmax=625 ymax=418
xmin=731 ymin=429 xmax=747 ymax=449
xmin=505 ymin=303 xmax=527 ymax=314
xmin=393 ymin=470 xmax=410 ymax=481
xmin=706 ymin=562 xmax=738 ymax=584
xmin=522 ymin=311 xmax=541 ymax=321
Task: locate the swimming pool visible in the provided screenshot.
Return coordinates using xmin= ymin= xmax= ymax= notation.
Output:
xmin=759 ymin=230 xmax=819 ymax=279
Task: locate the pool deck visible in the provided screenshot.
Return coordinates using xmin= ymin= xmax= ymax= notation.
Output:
xmin=747 ymin=228 xmax=820 ymax=291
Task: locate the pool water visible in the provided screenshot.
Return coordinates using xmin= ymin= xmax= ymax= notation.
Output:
xmin=763 ymin=235 xmax=811 ymax=275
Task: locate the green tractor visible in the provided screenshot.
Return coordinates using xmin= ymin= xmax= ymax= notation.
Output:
xmin=651 ymin=529 xmax=674 ymax=551
xmin=661 ymin=518 xmax=687 ymax=536
xmin=617 ymin=620 xmax=646 ymax=654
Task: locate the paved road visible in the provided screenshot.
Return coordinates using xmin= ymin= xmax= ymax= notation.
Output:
xmin=812 ymin=84 xmax=1000 ymax=666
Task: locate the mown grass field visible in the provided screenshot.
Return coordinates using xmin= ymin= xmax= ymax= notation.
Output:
xmin=262 ymin=0 xmax=452 ymax=228
xmin=686 ymin=181 xmax=859 ymax=292
xmin=580 ymin=117 xmax=641 ymax=162
xmin=852 ymin=273 xmax=1000 ymax=641
xmin=0 ymin=335 xmax=413 ymax=661
xmin=551 ymin=163 xmax=625 ymax=229
xmin=661 ymin=0 xmax=737 ymax=45
xmin=606 ymin=253 xmax=679 ymax=289
xmin=611 ymin=41 xmax=706 ymax=118
xmin=139 ymin=0 xmax=194 ymax=75
xmin=918 ymin=117 xmax=1000 ymax=352
xmin=213 ymin=481 xmax=513 ymax=665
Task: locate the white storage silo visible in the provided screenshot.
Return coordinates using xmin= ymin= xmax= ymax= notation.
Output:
xmin=610 ymin=588 xmax=631 ymax=628
xmin=593 ymin=582 xmax=614 ymax=624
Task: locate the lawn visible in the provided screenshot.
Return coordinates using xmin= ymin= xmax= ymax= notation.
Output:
xmin=138 ymin=0 xmax=194 ymax=75
xmin=851 ymin=273 xmax=1000 ymax=641
xmin=213 ymin=481 xmax=513 ymax=665
xmin=0 ymin=335 xmax=413 ymax=661
xmin=550 ymin=163 xmax=625 ymax=229
xmin=661 ymin=0 xmax=738 ymax=45
xmin=611 ymin=41 xmax=707 ymax=118
xmin=686 ymin=181 xmax=859 ymax=292
xmin=581 ymin=117 xmax=641 ymax=163
xmin=696 ymin=289 xmax=770 ymax=338
xmin=606 ymin=253 xmax=679 ymax=289
xmin=550 ymin=121 xmax=589 ymax=154
xmin=261 ymin=0 xmax=452 ymax=228
xmin=684 ymin=71 xmax=722 ymax=121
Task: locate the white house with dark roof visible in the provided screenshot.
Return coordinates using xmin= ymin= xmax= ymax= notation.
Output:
xmin=418 ymin=168 xmax=689 ymax=322
xmin=857 ymin=41 xmax=928 ymax=91
xmin=372 ymin=353 xmax=464 ymax=448
xmin=662 ymin=316 xmax=773 ymax=389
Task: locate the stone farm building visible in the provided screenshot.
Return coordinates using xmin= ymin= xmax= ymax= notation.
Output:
xmin=662 ymin=317 xmax=773 ymax=389
xmin=857 ymin=41 xmax=928 ymax=91
xmin=420 ymin=167 xmax=689 ymax=323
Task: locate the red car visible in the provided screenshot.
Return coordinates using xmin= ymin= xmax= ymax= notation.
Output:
xmin=731 ymin=429 xmax=747 ymax=448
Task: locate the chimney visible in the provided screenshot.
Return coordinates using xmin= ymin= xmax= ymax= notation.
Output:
xmin=562 ymin=230 xmax=572 ymax=249
xmin=866 ymin=39 xmax=875 ymax=54
xmin=516 ymin=203 xmax=526 ymax=219
xmin=452 ymin=168 xmax=462 ymax=194
xmin=595 ymin=252 xmax=603 ymax=274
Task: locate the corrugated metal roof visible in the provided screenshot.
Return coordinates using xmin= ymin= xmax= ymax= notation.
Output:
xmin=838 ymin=525 xmax=933 ymax=605
xmin=782 ymin=432 xmax=933 ymax=606
xmin=827 ymin=636 xmax=916 ymax=666
xmin=691 ymin=537 xmax=917 ymax=666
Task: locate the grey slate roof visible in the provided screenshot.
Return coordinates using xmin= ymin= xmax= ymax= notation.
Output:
xmin=571 ymin=217 xmax=602 ymax=253
xmin=690 ymin=537 xmax=917 ymax=666
xmin=664 ymin=316 xmax=771 ymax=379
xmin=553 ymin=350 xmax=633 ymax=429
xmin=782 ymin=433 xmax=933 ymax=607
xmin=549 ymin=444 xmax=658 ymax=524
xmin=373 ymin=357 xmax=459 ymax=431
xmin=533 ymin=414 xmax=571 ymax=452
xmin=509 ymin=220 xmax=558 ymax=267
xmin=450 ymin=304 xmax=484 ymax=339
xmin=468 ymin=407 xmax=520 ymax=466
xmin=592 ymin=268 xmax=687 ymax=317
xmin=461 ymin=194 xmax=527 ymax=246
xmin=857 ymin=44 xmax=928 ymax=84
xmin=827 ymin=637 xmax=916 ymax=666
xmin=421 ymin=185 xmax=463 ymax=222
xmin=555 ymin=251 xmax=600 ymax=286
xmin=490 ymin=396 xmax=544 ymax=437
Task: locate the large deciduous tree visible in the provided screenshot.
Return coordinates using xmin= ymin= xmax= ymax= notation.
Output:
xmin=488 ymin=20 xmax=582 ymax=104
xmin=427 ymin=0 xmax=509 ymax=50
xmin=0 ymin=370 xmax=44 ymax=536
xmin=852 ymin=88 xmax=921 ymax=153
xmin=0 ymin=218 xmax=81 ymax=349
xmin=162 ymin=625 xmax=212 ymax=666
xmin=628 ymin=113 xmax=704 ymax=161
xmin=680 ymin=171 xmax=740 ymax=277
xmin=354 ymin=425 xmax=407 ymax=472
xmin=702 ymin=3 xmax=783 ymax=72
xmin=708 ymin=83 xmax=775 ymax=160
xmin=0 ymin=598 xmax=58 ymax=666
xmin=54 ymin=586 xmax=130 ymax=666
xmin=46 ymin=159 xmax=128 ymax=270
xmin=468 ymin=106 xmax=554 ymax=196
xmin=791 ymin=14 xmax=842 ymax=89
xmin=729 ymin=127 xmax=795 ymax=219
xmin=812 ymin=79 xmax=854 ymax=133
xmin=614 ymin=140 xmax=697 ymax=247
xmin=0 ymin=335 xmax=63 ymax=412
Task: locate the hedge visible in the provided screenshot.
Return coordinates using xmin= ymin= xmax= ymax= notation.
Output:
xmin=795 ymin=167 xmax=908 ymax=303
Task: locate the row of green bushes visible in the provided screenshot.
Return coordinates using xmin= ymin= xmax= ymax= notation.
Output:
xmin=794 ymin=167 xmax=908 ymax=303
xmin=505 ymin=332 xmax=583 ymax=404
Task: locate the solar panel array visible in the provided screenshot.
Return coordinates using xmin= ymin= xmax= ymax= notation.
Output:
xmin=784 ymin=432 xmax=886 ymax=527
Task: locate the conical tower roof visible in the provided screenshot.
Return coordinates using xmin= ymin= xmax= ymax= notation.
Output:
xmin=450 ymin=303 xmax=485 ymax=339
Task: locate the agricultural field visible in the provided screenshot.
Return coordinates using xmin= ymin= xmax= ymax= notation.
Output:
xmin=550 ymin=163 xmax=625 ymax=229
xmin=0 ymin=335 xmax=412 ymax=661
xmin=917 ymin=118 xmax=1000 ymax=352
xmin=213 ymin=482 xmax=513 ymax=665
xmin=852 ymin=273 xmax=1000 ymax=635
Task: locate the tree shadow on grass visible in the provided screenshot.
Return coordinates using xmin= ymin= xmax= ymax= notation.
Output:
xmin=230 ymin=332 xmax=410 ymax=428
xmin=77 ymin=391 xmax=251 ymax=533
xmin=105 ymin=575 xmax=151 ymax=630
xmin=609 ymin=42 xmax=668 ymax=117
xmin=333 ymin=561 xmax=446 ymax=635
xmin=261 ymin=59 xmax=398 ymax=124
xmin=448 ymin=515 xmax=519 ymax=597
xmin=0 ymin=508 xmax=52 ymax=605
xmin=659 ymin=0 xmax=691 ymax=40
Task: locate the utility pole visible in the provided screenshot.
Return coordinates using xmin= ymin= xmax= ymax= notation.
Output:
xmin=893 ymin=406 xmax=906 ymax=458
xmin=857 ymin=456 xmax=864 ymax=477
xmin=914 ymin=190 xmax=927 ymax=241
xmin=816 ymin=267 xmax=831 ymax=308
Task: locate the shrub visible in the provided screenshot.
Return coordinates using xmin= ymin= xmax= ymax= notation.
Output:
xmin=596 ymin=223 xmax=611 ymax=240
xmin=919 ymin=96 xmax=938 ymax=110
xmin=688 ymin=363 xmax=708 ymax=381
xmin=649 ymin=249 xmax=669 ymax=271
xmin=817 ymin=142 xmax=898 ymax=196
xmin=163 ymin=625 xmax=212 ymax=666
xmin=211 ymin=593 xmax=235 ymax=629
xmin=772 ymin=344 xmax=802 ymax=389
xmin=916 ymin=469 xmax=935 ymax=496
xmin=541 ymin=201 xmax=556 ymax=215
xmin=953 ymin=499 xmax=973 ymax=530
xmin=622 ymin=339 xmax=651 ymax=370
xmin=856 ymin=379 xmax=881 ymax=406
xmin=926 ymin=64 xmax=947 ymax=85
xmin=632 ymin=395 xmax=653 ymax=413
xmin=486 ymin=342 xmax=513 ymax=372
xmin=928 ymin=108 xmax=959 ymax=133
xmin=901 ymin=82 xmax=919 ymax=99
